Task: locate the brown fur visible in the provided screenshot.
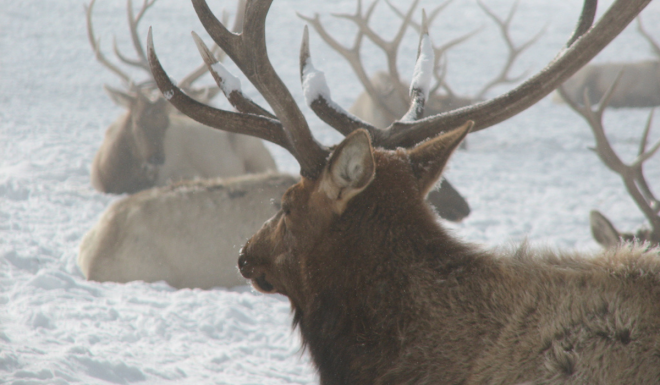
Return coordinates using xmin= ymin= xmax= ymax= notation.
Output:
xmin=238 ymin=127 xmax=660 ymax=385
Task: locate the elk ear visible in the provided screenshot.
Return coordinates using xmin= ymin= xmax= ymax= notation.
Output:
xmin=320 ymin=129 xmax=375 ymax=213
xmin=103 ymin=85 xmax=136 ymax=108
xmin=408 ymin=121 xmax=472 ymax=197
xmin=590 ymin=210 xmax=621 ymax=247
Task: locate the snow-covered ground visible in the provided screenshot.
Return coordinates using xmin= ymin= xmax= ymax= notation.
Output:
xmin=1 ymin=0 xmax=659 ymax=383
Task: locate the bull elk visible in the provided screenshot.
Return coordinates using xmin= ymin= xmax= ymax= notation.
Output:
xmin=87 ymin=0 xmax=277 ymax=195
xmin=148 ymin=0 xmax=659 ymax=383
xmin=557 ymin=17 xmax=660 ymax=108
xmin=78 ymin=173 xmax=297 ymax=289
xmin=79 ymin=0 xmax=471 ymax=290
xmin=558 ymin=73 xmax=660 ymax=248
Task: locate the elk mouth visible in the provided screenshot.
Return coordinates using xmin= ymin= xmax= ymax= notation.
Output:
xmin=254 ymin=274 xmax=275 ymax=293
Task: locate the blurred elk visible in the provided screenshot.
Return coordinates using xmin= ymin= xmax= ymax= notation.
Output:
xmin=558 ymin=73 xmax=660 ymax=248
xmin=557 ymin=17 xmax=660 ymax=108
xmin=87 ymin=0 xmax=277 ymax=194
xmin=299 ymin=0 xmax=542 ymax=221
xmin=301 ymin=0 xmax=542 ymax=126
xmin=79 ymin=173 xmax=297 ymax=289
xmin=149 ymin=0 xmax=659 ymax=383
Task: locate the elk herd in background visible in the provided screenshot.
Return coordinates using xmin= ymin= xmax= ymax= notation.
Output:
xmin=79 ymin=0 xmax=659 ymax=300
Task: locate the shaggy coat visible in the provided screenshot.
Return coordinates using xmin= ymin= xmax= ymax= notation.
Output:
xmin=239 ymin=127 xmax=660 ymax=385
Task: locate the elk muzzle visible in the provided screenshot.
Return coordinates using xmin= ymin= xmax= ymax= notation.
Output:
xmin=237 ymin=215 xmax=285 ymax=294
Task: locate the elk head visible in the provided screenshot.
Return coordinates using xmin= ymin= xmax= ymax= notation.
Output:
xmin=103 ymin=85 xmax=170 ymax=167
xmin=237 ymin=123 xmax=470 ymax=300
xmin=86 ymin=0 xmax=245 ymax=194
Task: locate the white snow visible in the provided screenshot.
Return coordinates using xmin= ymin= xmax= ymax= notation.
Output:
xmin=1 ymin=0 xmax=659 ymax=384
xmin=211 ymin=62 xmax=242 ymax=94
xmin=410 ymin=34 xmax=434 ymax=100
xmin=302 ymin=54 xmax=366 ymax=125
xmin=301 ymin=57 xmax=332 ymax=106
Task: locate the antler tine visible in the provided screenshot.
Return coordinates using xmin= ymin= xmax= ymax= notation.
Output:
xmin=384 ymin=0 xmax=481 ymax=100
xmin=559 ymin=71 xmax=660 ymax=237
xmin=567 ymin=0 xmax=597 ymax=46
xmin=85 ymin=0 xmax=132 ymax=85
xmin=399 ymin=10 xmax=432 ymax=123
xmin=375 ymin=0 xmax=650 ymax=150
xmin=474 ymin=0 xmax=546 ymax=99
xmin=559 ymin=70 xmax=627 ymax=174
xmin=191 ymin=0 xmax=329 ymax=179
xmin=634 ymin=109 xmax=660 ymax=214
xmin=192 ymin=32 xmax=275 ymax=119
xmin=178 ymin=1 xmax=244 ymax=95
xmin=125 ymin=0 xmax=156 ymax=71
xmin=428 ymin=27 xmax=483 ymax=96
xmin=147 ymin=28 xmax=292 ymax=153
xmin=637 ymin=16 xmax=660 ymax=58
xmin=176 ymin=44 xmax=224 ymax=94
xmin=299 ymin=26 xmax=382 ymax=141
xmin=298 ymin=2 xmax=400 ymax=122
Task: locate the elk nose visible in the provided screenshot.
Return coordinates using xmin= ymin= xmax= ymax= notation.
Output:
xmin=238 ymin=254 xmax=248 ymax=269
xmin=238 ymin=253 xmax=251 ymax=278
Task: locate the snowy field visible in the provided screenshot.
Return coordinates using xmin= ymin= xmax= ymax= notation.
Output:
xmin=2 ymin=0 xmax=660 ymax=383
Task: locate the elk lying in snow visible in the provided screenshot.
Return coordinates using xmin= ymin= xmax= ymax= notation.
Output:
xmin=557 ymin=17 xmax=660 ymax=108
xmin=149 ymin=0 xmax=658 ymax=382
xmin=558 ymin=74 xmax=660 ymax=248
xmin=87 ymin=0 xmax=277 ymax=194
xmin=79 ymin=173 xmax=297 ymax=289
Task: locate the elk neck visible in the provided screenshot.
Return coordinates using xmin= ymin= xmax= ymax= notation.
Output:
xmin=290 ymin=148 xmax=506 ymax=384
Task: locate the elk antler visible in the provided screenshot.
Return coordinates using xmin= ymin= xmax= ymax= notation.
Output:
xmin=86 ymin=0 xmax=230 ymax=99
xmin=86 ymin=0 xmax=132 ymax=85
xmin=473 ymin=0 xmax=546 ymax=99
xmin=149 ymin=0 xmax=650 ymax=178
xmin=384 ymin=0 xmax=480 ymax=99
xmin=559 ymin=72 xmax=660 ymax=243
xmin=298 ymin=0 xmax=401 ymax=122
xmin=149 ymin=0 xmax=330 ymax=179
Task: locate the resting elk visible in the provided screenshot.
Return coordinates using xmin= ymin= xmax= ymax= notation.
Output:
xmin=149 ymin=0 xmax=659 ymax=383
xmin=558 ymin=74 xmax=660 ymax=248
xmin=87 ymin=0 xmax=277 ymax=194
xmin=557 ymin=17 xmax=660 ymax=108
xmin=78 ymin=173 xmax=297 ymax=289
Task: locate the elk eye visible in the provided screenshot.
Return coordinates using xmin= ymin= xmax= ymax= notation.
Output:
xmin=282 ymin=202 xmax=292 ymax=216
